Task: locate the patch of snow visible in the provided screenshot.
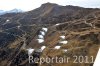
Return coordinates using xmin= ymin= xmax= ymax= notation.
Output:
xmin=27 ymin=48 xmax=34 ymax=56
xmin=55 ymin=23 xmax=60 ymax=26
xmin=6 ymin=19 xmax=10 ymax=22
xmin=54 ymin=46 xmax=61 ymax=49
xmin=40 ymin=31 xmax=45 ymax=36
xmin=84 ymin=21 xmax=87 ymax=23
xmin=38 ymin=35 xmax=44 ymax=39
xmin=41 ymin=46 xmax=46 ymax=51
xmin=88 ymin=23 xmax=93 ymax=26
xmin=22 ymin=43 xmax=26 ymax=49
xmin=37 ymin=39 xmax=44 ymax=43
xmin=42 ymin=28 xmax=48 ymax=32
xmin=63 ymin=49 xmax=68 ymax=52
xmin=17 ymin=26 xmax=20 ymax=29
xmin=60 ymin=36 xmax=65 ymax=39
xmin=59 ymin=41 xmax=68 ymax=44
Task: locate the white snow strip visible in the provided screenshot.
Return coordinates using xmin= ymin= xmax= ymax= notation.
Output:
xmin=27 ymin=48 xmax=34 ymax=56
xmin=60 ymin=36 xmax=65 ymax=39
xmin=38 ymin=35 xmax=44 ymax=39
xmin=54 ymin=46 xmax=61 ymax=49
xmin=37 ymin=39 xmax=44 ymax=43
xmin=93 ymin=48 xmax=100 ymax=66
xmin=59 ymin=41 xmax=68 ymax=44
xmin=42 ymin=28 xmax=48 ymax=32
xmin=41 ymin=46 xmax=46 ymax=51
xmin=40 ymin=31 xmax=45 ymax=36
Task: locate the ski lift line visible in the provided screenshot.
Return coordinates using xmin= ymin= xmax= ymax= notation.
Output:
xmin=41 ymin=46 xmax=46 ymax=51
xmin=8 ymin=38 xmax=31 ymax=65
xmin=7 ymin=44 xmax=24 ymax=66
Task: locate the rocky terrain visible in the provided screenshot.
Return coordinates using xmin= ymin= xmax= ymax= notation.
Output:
xmin=0 ymin=3 xmax=100 ymax=66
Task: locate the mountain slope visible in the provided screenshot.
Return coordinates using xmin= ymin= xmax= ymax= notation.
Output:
xmin=0 ymin=3 xmax=100 ymax=66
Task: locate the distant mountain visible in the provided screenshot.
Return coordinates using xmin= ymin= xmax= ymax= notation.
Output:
xmin=0 ymin=10 xmax=5 ymax=15
xmin=6 ymin=9 xmax=23 ymax=13
xmin=0 ymin=10 xmax=4 ymax=12
xmin=0 ymin=9 xmax=23 ymax=15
